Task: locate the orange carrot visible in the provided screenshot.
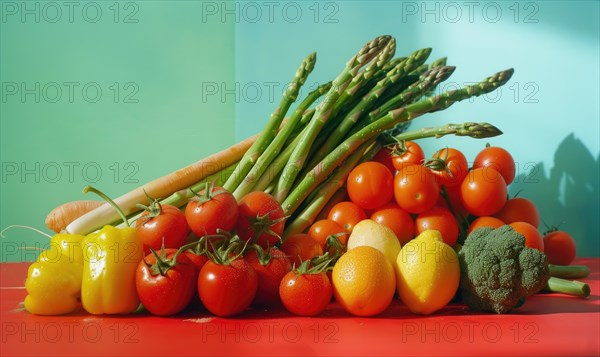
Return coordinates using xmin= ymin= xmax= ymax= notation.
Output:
xmin=45 ymin=200 xmax=103 ymax=233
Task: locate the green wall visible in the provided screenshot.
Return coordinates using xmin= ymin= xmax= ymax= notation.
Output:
xmin=1 ymin=1 xmax=598 ymax=261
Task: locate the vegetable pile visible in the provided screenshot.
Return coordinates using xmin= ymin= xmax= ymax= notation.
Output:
xmin=13 ymin=35 xmax=592 ymax=317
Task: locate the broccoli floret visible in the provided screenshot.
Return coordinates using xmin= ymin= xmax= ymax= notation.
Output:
xmin=457 ymin=225 xmax=550 ymax=314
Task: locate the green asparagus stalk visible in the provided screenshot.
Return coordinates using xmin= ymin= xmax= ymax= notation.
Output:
xmin=307 ymin=48 xmax=432 ymax=170
xmin=252 ymin=110 xmax=317 ymax=193
xmin=281 ymin=68 xmax=514 ymax=215
xmin=430 ymin=57 xmax=448 ymax=69
xmin=273 ymin=35 xmax=393 ymax=202
xmin=233 ymin=82 xmax=332 ymax=200
xmin=367 ymin=65 xmax=456 ymax=124
xmin=409 ymin=63 xmax=429 ymax=76
xmin=284 ymin=122 xmax=503 ymax=236
xmin=331 ymin=37 xmax=397 ymax=117
xmin=378 ymin=122 xmax=503 ymax=143
xmin=223 ymin=52 xmax=317 ymax=193
xmin=422 ymin=57 xmax=448 ymax=98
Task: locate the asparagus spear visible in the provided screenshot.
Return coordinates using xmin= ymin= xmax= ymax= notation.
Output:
xmin=331 ymin=37 xmax=397 ymax=117
xmin=281 ymin=68 xmax=514 ymax=215
xmin=307 ymin=48 xmax=432 ymax=170
xmin=224 ymin=52 xmax=317 ymax=193
xmin=273 ymin=35 xmax=393 ymax=202
xmin=367 ymin=65 xmax=456 ymax=124
xmin=233 ymin=82 xmax=332 ymax=200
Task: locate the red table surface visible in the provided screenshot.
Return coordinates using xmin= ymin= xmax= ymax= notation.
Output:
xmin=1 ymin=258 xmax=599 ymax=357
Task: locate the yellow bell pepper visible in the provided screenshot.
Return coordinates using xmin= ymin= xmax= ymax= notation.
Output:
xmin=81 ymin=225 xmax=143 ymax=315
xmin=24 ymin=233 xmax=85 ymax=315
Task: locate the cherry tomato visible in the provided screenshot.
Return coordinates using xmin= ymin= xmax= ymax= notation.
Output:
xmin=185 ymin=185 xmax=238 ymax=237
xmin=198 ymin=258 xmax=258 ymax=317
xmin=245 ymin=247 xmax=292 ymax=308
xmin=236 ymin=191 xmax=286 ymax=248
xmin=391 ymin=141 xmax=425 ymax=172
xmin=394 ymin=165 xmax=440 ymax=214
xmin=371 ymin=203 xmax=414 ymax=245
xmin=473 ymin=146 xmax=516 ymax=185
xmin=347 ymin=162 xmax=394 ymax=210
xmin=460 ymin=167 xmax=507 ymax=216
xmin=467 ymin=216 xmax=505 ymax=235
xmin=328 ymin=201 xmax=367 ymax=233
xmin=308 ymin=219 xmax=349 ymax=251
xmin=136 ymin=249 xmax=198 ymax=316
xmin=543 ymin=230 xmax=576 ymax=265
xmin=279 ymin=271 xmax=332 ymax=316
xmin=415 ymin=206 xmax=459 ymax=245
xmin=493 ymin=197 xmax=540 ymax=228
xmin=136 ymin=204 xmax=188 ymax=253
xmin=427 ymin=148 xmax=468 ymax=188
xmin=280 ymin=234 xmax=323 ymax=268
xmin=510 ymin=222 xmax=544 ymax=252
xmin=372 ymin=146 xmax=396 ymax=174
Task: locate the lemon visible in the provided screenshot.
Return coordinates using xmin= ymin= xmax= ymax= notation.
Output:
xmin=347 ymin=219 xmax=401 ymax=265
xmin=394 ymin=229 xmax=459 ymax=315
xmin=332 ymin=246 xmax=396 ymax=316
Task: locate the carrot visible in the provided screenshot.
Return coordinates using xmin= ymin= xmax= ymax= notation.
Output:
xmin=45 ymin=200 xmax=104 ymax=233
xmin=61 ymin=134 xmax=257 ymax=235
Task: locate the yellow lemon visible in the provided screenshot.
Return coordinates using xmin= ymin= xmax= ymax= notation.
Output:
xmin=394 ymin=229 xmax=459 ymax=315
xmin=332 ymin=246 xmax=396 ymax=316
xmin=347 ymin=219 xmax=401 ymax=265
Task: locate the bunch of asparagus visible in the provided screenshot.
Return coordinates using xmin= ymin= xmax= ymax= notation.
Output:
xmin=47 ymin=35 xmax=513 ymax=237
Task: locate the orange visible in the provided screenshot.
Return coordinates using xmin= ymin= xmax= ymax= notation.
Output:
xmin=332 ymin=246 xmax=396 ymax=316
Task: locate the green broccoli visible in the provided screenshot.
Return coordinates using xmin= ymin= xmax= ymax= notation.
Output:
xmin=457 ymin=225 xmax=550 ymax=314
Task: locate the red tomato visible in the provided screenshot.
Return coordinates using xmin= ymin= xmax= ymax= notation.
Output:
xmin=391 ymin=141 xmax=425 ymax=172
xmin=415 ymin=206 xmax=459 ymax=245
xmin=510 ymin=222 xmax=544 ymax=252
xmin=185 ymin=186 xmax=238 ymax=237
xmin=473 ymin=146 xmax=516 ymax=185
xmin=236 ymin=192 xmax=286 ymax=248
xmin=493 ymin=197 xmax=540 ymax=228
xmin=198 ymin=259 xmax=258 ymax=317
xmin=543 ymin=230 xmax=577 ymax=265
xmin=347 ymin=162 xmax=394 ymax=210
xmin=371 ymin=203 xmax=414 ymax=245
xmin=308 ymin=219 xmax=349 ymax=251
xmin=279 ymin=271 xmax=332 ymax=316
xmin=394 ymin=165 xmax=440 ymax=214
xmin=245 ymin=247 xmax=292 ymax=308
xmin=372 ymin=146 xmax=396 ymax=174
xmin=460 ymin=167 xmax=507 ymax=216
xmin=328 ymin=201 xmax=367 ymax=233
xmin=135 ymin=249 xmax=198 ymax=316
xmin=427 ymin=148 xmax=468 ymax=188
xmin=136 ymin=204 xmax=188 ymax=253
xmin=280 ymin=234 xmax=323 ymax=268
xmin=467 ymin=216 xmax=505 ymax=235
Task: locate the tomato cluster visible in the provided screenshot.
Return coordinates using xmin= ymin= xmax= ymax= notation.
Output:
xmin=133 ymin=187 xmax=333 ymax=317
xmin=350 ymin=141 xmax=578 ymax=258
